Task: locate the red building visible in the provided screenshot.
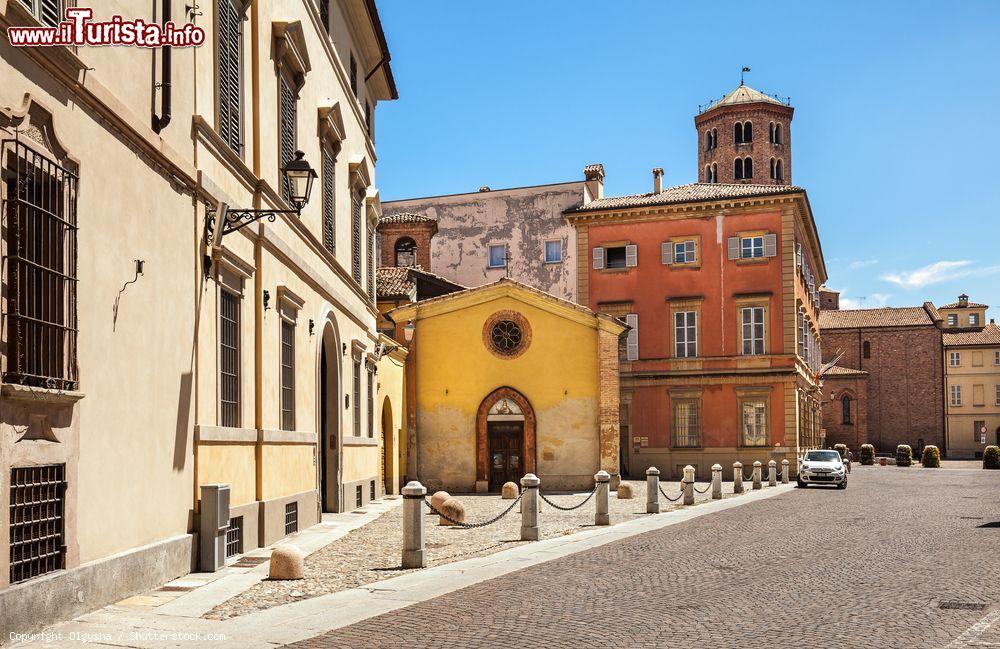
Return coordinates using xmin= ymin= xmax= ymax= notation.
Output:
xmin=565 ymin=86 xmax=826 ymax=478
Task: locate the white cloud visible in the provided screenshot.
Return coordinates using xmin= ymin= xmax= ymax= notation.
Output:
xmin=847 ymin=259 xmax=879 ymax=270
xmin=881 ymin=260 xmax=1000 ymax=291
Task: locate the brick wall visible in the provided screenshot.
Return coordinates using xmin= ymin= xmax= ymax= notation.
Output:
xmin=597 ymin=326 xmax=621 ymax=477
xmin=379 ymin=223 xmax=435 ymax=270
xmin=695 ymin=103 xmax=794 ymax=185
xmin=821 ymin=374 xmax=868 ymax=454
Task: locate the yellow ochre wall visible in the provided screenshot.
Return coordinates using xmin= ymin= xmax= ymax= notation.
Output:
xmin=196 ymin=444 xmax=257 ymax=507
xmin=377 ymin=343 xmax=408 ymax=495
xmin=260 ymin=444 xmax=316 ymax=502
xmin=412 ymin=294 xmax=603 ymax=492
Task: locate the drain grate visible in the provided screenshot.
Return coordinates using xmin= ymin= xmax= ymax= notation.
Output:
xmin=231 ymin=556 xmax=269 ymax=568
xmin=939 ymin=602 xmax=987 ymax=611
xmin=978 ymin=521 xmax=1000 ymax=528
xmin=158 ymin=585 xmax=195 ymax=592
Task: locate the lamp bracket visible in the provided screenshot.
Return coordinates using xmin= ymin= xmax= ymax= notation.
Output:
xmin=205 ymin=207 xmax=300 ymax=245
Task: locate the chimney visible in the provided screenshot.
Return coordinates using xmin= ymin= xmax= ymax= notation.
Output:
xmin=958 ymin=293 xmax=969 ymax=307
xmin=478 ymin=186 xmax=491 ymax=192
xmin=582 ymin=163 xmax=605 ymax=205
xmin=818 ymin=287 xmax=840 ymax=311
xmin=652 ymin=167 xmax=664 ymax=194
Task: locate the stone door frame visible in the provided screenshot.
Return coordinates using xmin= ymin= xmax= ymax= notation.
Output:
xmin=475 ymin=386 xmax=536 ymax=492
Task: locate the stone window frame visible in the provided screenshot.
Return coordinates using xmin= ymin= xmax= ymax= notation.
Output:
xmin=669 ymin=388 xmax=703 ymax=449
xmin=841 ymin=394 xmax=853 ymax=425
xmin=592 ymin=240 xmax=637 ymax=273
xmin=668 ymin=297 xmax=703 ymax=360
xmin=482 ymin=310 xmax=532 ymax=360
xmin=949 ymin=351 xmax=961 ymax=367
xmin=543 ymin=239 xmax=563 ymax=264
xmin=735 ymin=294 xmax=770 ymax=356
xmin=487 ymin=243 xmax=507 ymax=269
xmin=737 ymin=387 xmax=772 ymax=448
xmin=317 ymin=103 xmax=345 ymax=256
xmin=664 ymin=235 xmax=701 ymax=269
xmin=276 ymin=286 xmax=304 ymax=432
xmin=950 ymin=384 xmax=962 ymax=407
xmin=215 ymin=251 xmax=253 ymax=429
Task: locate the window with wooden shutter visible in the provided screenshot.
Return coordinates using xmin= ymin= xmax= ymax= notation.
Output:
xmin=763 ymin=233 xmax=777 ymax=257
xmin=280 ymin=319 xmax=295 ymax=431
xmin=353 ymin=357 xmax=362 ymax=436
xmin=322 ymin=146 xmax=335 ymax=254
xmin=351 ymin=191 xmax=362 ymax=284
xmin=727 ymin=237 xmax=740 ymax=260
xmin=661 ymin=242 xmax=673 ymax=265
xmin=592 ymin=247 xmax=605 ymax=270
xmin=367 ymin=366 xmax=375 ymax=438
xmin=367 ymin=225 xmax=376 ymax=302
xmin=625 ymin=244 xmax=638 ymax=267
xmin=625 ymin=314 xmax=639 ymax=361
xmin=278 ymin=74 xmax=297 ymax=202
xmin=217 ymin=0 xmax=242 ymax=154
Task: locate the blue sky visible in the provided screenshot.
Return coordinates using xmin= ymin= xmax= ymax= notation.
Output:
xmin=374 ymin=1 xmax=999 ymax=319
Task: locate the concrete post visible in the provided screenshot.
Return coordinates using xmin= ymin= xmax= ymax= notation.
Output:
xmin=595 ymin=470 xmax=611 ymax=526
xmin=401 ymin=481 xmax=427 ymax=569
xmin=520 ymin=473 xmax=540 ymax=541
xmin=646 ymin=466 xmax=661 ymax=514
xmin=768 ymin=460 xmax=777 ymax=487
xmin=711 ymin=463 xmax=723 ymax=499
xmin=683 ymin=465 xmax=695 ymax=505
xmin=752 ymin=461 xmax=762 ymax=490
xmin=781 ymin=459 xmax=790 ymax=484
xmin=733 ymin=461 xmax=744 ymax=494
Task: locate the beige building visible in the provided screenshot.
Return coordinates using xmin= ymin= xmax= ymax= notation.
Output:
xmin=1 ymin=0 xmax=399 ymax=635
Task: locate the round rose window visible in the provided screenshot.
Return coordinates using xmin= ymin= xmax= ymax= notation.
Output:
xmin=483 ymin=310 xmax=532 ymax=359
xmin=490 ymin=320 xmax=523 ymax=354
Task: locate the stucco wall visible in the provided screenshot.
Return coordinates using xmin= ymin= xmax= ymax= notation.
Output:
xmin=376 ymin=344 xmax=407 ymax=494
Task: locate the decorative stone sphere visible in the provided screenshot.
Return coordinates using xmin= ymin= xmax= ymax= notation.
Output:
xmin=430 ymin=490 xmax=451 ymax=512
xmin=268 ymin=545 xmax=304 ymax=580
xmin=501 ymin=482 xmax=519 ymax=499
xmin=438 ymin=498 xmax=466 ymax=526
xmin=617 ymin=483 xmax=634 ymax=499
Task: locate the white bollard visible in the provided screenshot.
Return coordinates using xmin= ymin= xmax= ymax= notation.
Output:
xmin=520 ymin=473 xmax=540 ymax=541
xmin=781 ymin=459 xmax=790 ymax=484
xmin=711 ymin=464 xmax=723 ymax=499
xmin=401 ymin=481 xmax=427 ymax=569
xmin=683 ymin=465 xmax=695 ymax=505
xmin=646 ymin=467 xmax=661 ymax=514
xmin=733 ymin=461 xmax=744 ymax=494
xmin=768 ymin=460 xmax=777 ymax=487
xmin=752 ymin=461 xmax=762 ymax=490
xmin=595 ymin=470 xmax=610 ymax=526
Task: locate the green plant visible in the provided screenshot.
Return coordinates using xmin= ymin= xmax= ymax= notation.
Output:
xmin=833 ymin=443 xmax=848 ymax=459
xmin=921 ymin=445 xmax=940 ymax=468
xmin=859 ymin=444 xmax=875 ymax=465
xmin=896 ymin=444 xmax=912 ymax=467
xmin=984 ymin=446 xmax=1000 ymax=470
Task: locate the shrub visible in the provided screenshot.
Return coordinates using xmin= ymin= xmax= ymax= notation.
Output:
xmin=984 ymin=446 xmax=1000 ymax=470
xmin=896 ymin=444 xmax=912 ymax=467
xmin=921 ymin=445 xmax=941 ymax=468
xmin=859 ymin=444 xmax=875 ymax=465
xmin=833 ymin=443 xmax=848 ymax=459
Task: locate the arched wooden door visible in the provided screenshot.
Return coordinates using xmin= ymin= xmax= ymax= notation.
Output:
xmin=475 ymin=387 xmax=536 ymax=492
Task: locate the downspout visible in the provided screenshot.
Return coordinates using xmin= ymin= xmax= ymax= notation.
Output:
xmin=251 ymin=0 xmax=264 ymax=503
xmin=151 ymin=0 xmax=172 ymax=133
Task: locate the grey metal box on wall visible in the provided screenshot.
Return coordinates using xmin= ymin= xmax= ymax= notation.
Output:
xmin=199 ymin=484 xmax=230 ymax=572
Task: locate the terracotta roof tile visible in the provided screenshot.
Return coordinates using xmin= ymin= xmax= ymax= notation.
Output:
xmin=376 ymin=266 xmax=465 ymax=299
xmin=823 ymin=365 xmax=869 ymax=377
xmin=566 ymin=182 xmax=802 ymax=213
xmin=939 ymin=301 xmax=989 ymax=309
xmin=819 ymin=306 xmax=935 ymax=329
xmin=943 ymin=324 xmax=1000 ymax=347
xmin=380 ymin=212 xmax=436 ymax=225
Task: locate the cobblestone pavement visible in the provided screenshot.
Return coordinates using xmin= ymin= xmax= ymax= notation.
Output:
xmin=286 ymin=466 xmax=1000 ymax=649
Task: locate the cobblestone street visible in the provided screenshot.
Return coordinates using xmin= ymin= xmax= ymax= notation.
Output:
xmin=288 ymin=466 xmax=1000 ymax=649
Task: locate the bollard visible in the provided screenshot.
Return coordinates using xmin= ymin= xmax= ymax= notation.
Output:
xmin=520 ymin=473 xmax=540 ymax=541
xmin=768 ymin=460 xmax=777 ymax=487
xmin=781 ymin=459 xmax=789 ymax=484
xmin=401 ymin=481 xmax=427 ymax=569
xmin=711 ymin=464 xmax=723 ymax=499
xmin=733 ymin=461 xmax=744 ymax=494
xmin=595 ymin=470 xmax=611 ymax=525
xmin=646 ymin=467 xmax=661 ymax=514
xmin=752 ymin=461 xmax=762 ymax=490
xmin=683 ymin=465 xmax=695 ymax=505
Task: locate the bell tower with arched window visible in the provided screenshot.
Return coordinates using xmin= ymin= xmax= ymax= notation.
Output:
xmin=377 ymin=212 xmax=438 ymax=270
xmin=695 ymin=83 xmax=794 ymax=185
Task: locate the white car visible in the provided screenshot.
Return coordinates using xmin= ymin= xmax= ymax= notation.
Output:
xmin=797 ymin=450 xmax=847 ymax=489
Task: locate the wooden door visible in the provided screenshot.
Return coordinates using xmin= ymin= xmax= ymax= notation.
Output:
xmin=488 ymin=422 xmax=524 ymax=491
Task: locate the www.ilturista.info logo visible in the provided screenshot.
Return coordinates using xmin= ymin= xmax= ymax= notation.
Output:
xmin=8 ymin=7 xmax=205 ymax=48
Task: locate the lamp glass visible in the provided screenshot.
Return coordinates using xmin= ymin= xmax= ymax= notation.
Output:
xmin=282 ymin=150 xmax=318 ymax=210
xmin=403 ymin=321 xmax=415 ymax=342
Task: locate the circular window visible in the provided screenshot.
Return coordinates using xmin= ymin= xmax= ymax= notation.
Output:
xmin=483 ymin=310 xmax=531 ymax=359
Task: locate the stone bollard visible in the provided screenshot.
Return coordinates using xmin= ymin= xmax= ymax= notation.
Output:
xmin=768 ymin=460 xmax=777 ymax=487
xmin=595 ymin=470 xmax=611 ymax=526
xmin=733 ymin=461 xmax=744 ymax=494
xmin=646 ymin=467 xmax=661 ymax=514
xmin=711 ymin=464 xmax=723 ymax=499
xmin=683 ymin=465 xmax=695 ymax=506
xmin=781 ymin=459 xmax=790 ymax=484
xmin=752 ymin=461 xmax=762 ymax=490
xmin=401 ymin=481 xmax=427 ymax=569
xmin=520 ymin=473 xmax=540 ymax=541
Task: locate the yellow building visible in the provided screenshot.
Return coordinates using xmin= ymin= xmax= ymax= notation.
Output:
xmin=944 ymin=322 xmax=1000 ymax=459
xmin=376 ymin=333 xmax=408 ymax=495
xmin=389 ymin=279 xmax=626 ymax=492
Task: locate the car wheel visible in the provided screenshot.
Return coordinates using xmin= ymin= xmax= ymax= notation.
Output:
xmin=796 ymin=479 xmax=806 ymax=488
xmin=837 ymin=481 xmax=847 ymax=490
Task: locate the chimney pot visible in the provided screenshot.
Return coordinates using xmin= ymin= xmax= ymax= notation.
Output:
xmin=478 ymin=186 xmax=491 ymax=192
xmin=583 ymin=163 xmax=605 ymax=205
xmin=652 ymin=167 xmax=664 ymax=194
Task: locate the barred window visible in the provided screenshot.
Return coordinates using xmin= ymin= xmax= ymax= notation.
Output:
xmin=367 ymin=366 xmax=375 ymax=438
xmin=366 ymin=225 xmax=375 ymax=302
xmin=741 ymin=400 xmax=768 ymax=446
xmin=217 ymin=0 xmax=242 ymax=154
xmin=352 ymin=357 xmax=362 ymax=437
xmin=351 ymin=191 xmax=362 ymax=284
xmin=219 ymin=289 xmax=241 ymax=427
xmin=19 ymin=0 xmax=62 ymax=26
xmin=673 ymin=398 xmax=700 ymax=448
xmin=3 ymin=140 xmax=78 ymax=390
xmin=278 ymin=74 xmax=297 ymax=202
xmin=321 ymin=146 xmax=335 ymax=254
xmin=280 ymin=319 xmax=295 ymax=431
xmin=9 ymin=465 xmax=66 ymax=584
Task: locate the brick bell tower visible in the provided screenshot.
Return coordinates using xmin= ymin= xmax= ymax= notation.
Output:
xmin=695 ymin=81 xmax=794 ymax=185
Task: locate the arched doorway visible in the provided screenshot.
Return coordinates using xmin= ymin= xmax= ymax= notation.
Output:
xmin=318 ymin=321 xmax=341 ymax=512
xmin=475 ymin=387 xmax=536 ymax=492
xmin=381 ymin=396 xmax=394 ymax=495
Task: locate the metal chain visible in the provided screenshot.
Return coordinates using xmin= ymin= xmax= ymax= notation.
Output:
xmin=423 ymin=490 xmax=524 ymax=529
xmin=742 ymin=468 xmax=756 ymax=482
xmin=538 ymin=484 xmax=599 ymax=511
xmin=658 ymin=483 xmax=684 ymax=502
xmin=693 ymin=482 xmax=712 ymax=494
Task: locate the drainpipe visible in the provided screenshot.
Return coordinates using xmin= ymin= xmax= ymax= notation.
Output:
xmin=151 ymin=0 xmax=172 ymax=133
xmin=250 ymin=0 xmax=264 ymax=503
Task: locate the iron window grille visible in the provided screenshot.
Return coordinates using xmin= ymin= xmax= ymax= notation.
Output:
xmin=366 ymin=225 xmax=375 ymax=302
xmin=3 ymin=138 xmax=79 ymax=390
xmin=741 ymin=401 xmax=768 ymax=446
xmin=369 ymin=480 xmax=375 ymax=502
xmin=9 ymin=464 xmax=67 ymax=584
xmin=321 ymin=146 xmax=335 ymax=254
xmin=217 ymin=0 xmax=242 ymax=155
xmin=355 ymin=485 xmax=363 ymax=508
xmin=278 ymin=74 xmax=297 ymax=203
xmin=225 ymin=515 xmax=243 ymax=558
xmin=673 ymin=399 xmax=701 ymax=447
xmin=280 ymin=319 xmax=295 ymax=431
xmin=219 ymin=289 xmax=241 ymax=427
xmin=284 ymin=502 xmax=298 ymax=535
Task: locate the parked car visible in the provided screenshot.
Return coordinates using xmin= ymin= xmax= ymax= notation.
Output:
xmin=798 ymin=450 xmax=847 ymax=489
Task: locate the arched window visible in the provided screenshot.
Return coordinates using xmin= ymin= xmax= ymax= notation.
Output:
xmin=711 ymin=163 xmax=717 ymax=183
xmin=705 ymin=131 xmax=712 ymax=151
xmin=704 ymin=165 xmax=711 ymax=182
xmin=743 ymin=157 xmax=753 ymax=178
xmin=394 ymin=236 xmax=417 ymax=267
xmin=863 ymin=340 xmax=871 ymax=359
xmin=734 ymin=158 xmax=744 ymax=180
xmin=774 ymin=123 xmax=782 ymax=144
xmin=776 ymin=159 xmax=783 ymax=181
xmin=743 ymin=121 xmax=752 ymax=142
xmin=711 ymin=128 xmax=717 ymax=149
xmin=769 ymin=122 xmax=775 ymax=143
xmin=769 ymin=158 xmax=776 ymax=179
xmin=734 ymin=122 xmax=743 ymax=144
xmin=841 ymin=396 xmax=853 ymax=425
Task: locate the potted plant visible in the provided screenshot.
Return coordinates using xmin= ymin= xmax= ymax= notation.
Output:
xmin=859 ymin=444 xmax=875 ymax=465
xmin=921 ymin=445 xmax=940 ymax=468
xmin=896 ymin=444 xmax=912 ymax=467
xmin=984 ymin=446 xmax=1000 ymax=470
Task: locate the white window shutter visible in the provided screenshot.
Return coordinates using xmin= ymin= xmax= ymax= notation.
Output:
xmin=592 ymin=247 xmax=605 ymax=270
xmin=727 ymin=237 xmax=740 ymax=260
xmin=763 ymin=233 xmax=778 ymax=257
xmin=661 ymin=242 xmax=673 ymax=265
xmin=625 ymin=244 xmax=638 ymax=267
xmin=625 ymin=314 xmax=639 ymax=361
